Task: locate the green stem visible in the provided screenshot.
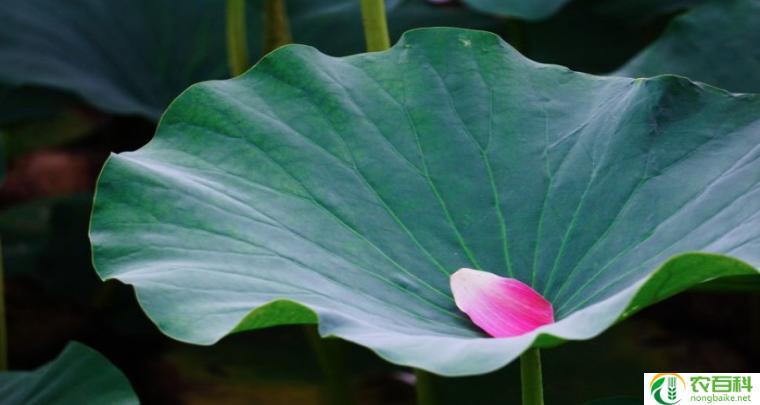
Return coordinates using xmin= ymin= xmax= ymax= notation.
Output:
xmin=359 ymin=0 xmax=390 ymax=52
xmin=263 ymin=0 xmax=292 ymax=53
xmin=226 ymin=0 xmax=250 ymax=76
xmin=0 ymin=240 xmax=7 ymax=371
xmin=414 ymin=369 xmax=435 ymax=405
xmin=304 ymin=326 xmax=353 ymax=405
xmin=520 ymin=348 xmax=544 ymax=405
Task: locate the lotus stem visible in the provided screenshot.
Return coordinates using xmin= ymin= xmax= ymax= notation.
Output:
xmin=263 ymin=0 xmax=292 ymax=53
xmin=226 ymin=0 xmax=250 ymax=76
xmin=0 ymin=240 xmax=7 ymax=370
xmin=520 ymin=348 xmax=544 ymax=405
xmin=360 ymin=0 xmax=390 ymax=52
xmin=414 ymin=369 xmax=435 ymax=405
xmin=304 ymin=326 xmax=353 ymax=405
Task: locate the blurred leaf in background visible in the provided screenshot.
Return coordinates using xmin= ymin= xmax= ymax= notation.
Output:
xmin=461 ymin=0 xmax=567 ymax=20
xmin=0 ymin=342 xmax=138 ymax=404
xmin=0 ymin=87 xmax=72 ymax=126
xmin=616 ymin=0 xmax=760 ymax=93
xmin=0 ymin=194 xmax=98 ymax=302
xmin=0 ymin=0 xmax=506 ymax=123
xmin=426 ymin=0 xmax=706 ymax=21
xmin=592 ymin=0 xmax=707 ymax=24
xmin=0 ymin=0 xmax=734 ymax=126
xmin=0 ymin=0 xmax=250 ymax=120
xmin=516 ymin=0 xmax=669 ymax=73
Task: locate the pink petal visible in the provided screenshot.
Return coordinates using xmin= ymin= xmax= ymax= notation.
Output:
xmin=450 ymin=268 xmax=554 ymax=337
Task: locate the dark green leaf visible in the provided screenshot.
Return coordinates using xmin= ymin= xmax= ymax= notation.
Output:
xmin=0 ymin=342 xmax=138 ymax=404
xmin=0 ymin=0 xmax=234 ymax=119
xmin=0 ymin=0 xmax=503 ymax=121
xmin=616 ymin=0 xmax=760 ymax=93
xmin=0 ymin=86 xmax=72 ymax=126
xmin=520 ymin=0 xmax=667 ymax=74
xmin=90 ymin=28 xmax=760 ymax=376
xmin=0 ymin=195 xmax=102 ymax=305
xmin=596 ymin=0 xmax=706 ymax=23
xmin=463 ymin=0 xmax=569 ymax=20
xmin=461 ymin=0 xmax=701 ymax=21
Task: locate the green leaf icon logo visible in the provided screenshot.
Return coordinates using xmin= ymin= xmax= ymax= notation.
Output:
xmin=650 ymin=373 xmax=684 ymax=405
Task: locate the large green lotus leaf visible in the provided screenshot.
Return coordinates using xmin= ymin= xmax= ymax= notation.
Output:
xmin=616 ymin=0 xmax=760 ymax=93
xmin=0 ymin=342 xmax=137 ymax=404
xmin=0 ymin=0 xmax=503 ymax=121
xmin=90 ymin=28 xmax=760 ymax=376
